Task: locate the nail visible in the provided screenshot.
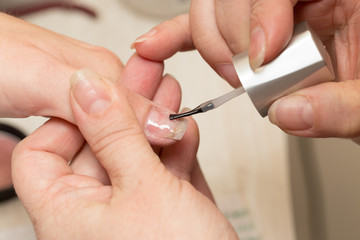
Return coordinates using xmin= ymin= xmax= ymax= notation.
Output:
xmin=215 ymin=63 xmax=241 ymax=88
xmin=269 ymin=95 xmax=313 ymax=131
xmin=249 ymin=26 xmax=266 ymax=70
xmin=180 ymin=107 xmax=191 ymax=113
xmin=70 ymin=69 xmax=112 ymax=115
xmin=130 ymin=29 xmax=157 ymax=49
xmin=145 ymin=107 xmax=188 ymax=142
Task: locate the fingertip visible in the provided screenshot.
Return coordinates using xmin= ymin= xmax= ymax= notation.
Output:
xmin=268 ymin=95 xmax=314 ymax=131
xmin=130 ymin=29 xmax=157 ymax=50
xmin=249 ymin=0 xmax=294 ymax=68
xmin=159 ymin=115 xmax=199 ymax=181
xmin=186 ymin=117 xmax=200 ymax=147
xmin=121 ymin=53 xmax=164 ymax=99
xmin=133 ymin=14 xmax=194 ymax=61
xmin=144 ymin=106 xmax=189 ymax=145
xmin=269 ymin=81 xmax=360 ymax=138
xmin=215 ymin=63 xmax=242 ymax=88
xmin=249 ymin=26 xmax=266 ymax=70
xmin=152 ymin=74 xmax=182 ymax=112
xmin=175 ymin=112 xmax=200 ymax=150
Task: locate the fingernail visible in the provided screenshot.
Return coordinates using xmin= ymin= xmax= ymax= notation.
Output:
xmin=145 ymin=107 xmax=188 ymax=142
xmin=130 ymin=29 xmax=157 ymax=49
xmin=269 ymin=96 xmax=313 ymax=131
xmin=215 ymin=63 xmax=241 ymax=88
xmin=70 ymin=69 xmax=112 ymax=115
xmin=249 ymin=26 xmax=266 ymax=70
xmin=180 ymin=107 xmax=191 ymax=113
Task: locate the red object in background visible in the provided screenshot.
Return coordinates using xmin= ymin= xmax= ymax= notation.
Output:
xmin=0 ymin=123 xmax=26 ymax=202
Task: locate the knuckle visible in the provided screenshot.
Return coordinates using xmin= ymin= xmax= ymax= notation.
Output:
xmin=251 ymin=0 xmax=263 ymax=11
xmin=91 ymin=46 xmax=124 ymax=77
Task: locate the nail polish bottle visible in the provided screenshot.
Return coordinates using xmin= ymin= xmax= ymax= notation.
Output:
xmin=233 ymin=22 xmax=335 ymax=117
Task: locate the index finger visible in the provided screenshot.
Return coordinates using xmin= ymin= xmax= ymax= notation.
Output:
xmin=248 ymin=0 xmax=297 ymax=69
xmin=215 ymin=0 xmax=250 ymax=54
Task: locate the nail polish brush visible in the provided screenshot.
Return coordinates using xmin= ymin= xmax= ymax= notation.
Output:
xmin=170 ymin=22 xmax=335 ymax=120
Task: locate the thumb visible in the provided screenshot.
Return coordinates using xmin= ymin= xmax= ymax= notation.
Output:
xmin=268 ymin=81 xmax=360 ymax=138
xmin=69 ymin=69 xmax=188 ymax=188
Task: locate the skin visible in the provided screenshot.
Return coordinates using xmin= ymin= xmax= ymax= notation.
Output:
xmin=12 ymin=69 xmax=238 ymax=240
xmin=11 ymin=1 xmax=360 ymax=236
xmin=1 ymin=12 xmax=235 ymax=239
xmin=13 ymin=1 xmax=359 ymax=238
xmin=0 ymin=11 xmax=181 ymax=187
xmin=0 ymin=13 xmax=122 ymax=120
xmin=133 ymin=0 xmax=360 ymax=140
xmin=0 ymin=12 xmax=121 ymax=191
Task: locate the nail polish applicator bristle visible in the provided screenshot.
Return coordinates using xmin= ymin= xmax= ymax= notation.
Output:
xmin=170 ymin=22 xmax=335 ymax=120
xmin=169 ymin=86 xmax=245 ymax=120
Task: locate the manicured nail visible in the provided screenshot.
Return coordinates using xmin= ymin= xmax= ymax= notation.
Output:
xmin=130 ymin=29 xmax=157 ymax=49
xmin=145 ymin=107 xmax=188 ymax=142
xmin=70 ymin=69 xmax=112 ymax=115
xmin=180 ymin=107 xmax=191 ymax=113
xmin=215 ymin=63 xmax=241 ymax=88
xmin=249 ymin=26 xmax=266 ymax=70
xmin=269 ymin=96 xmax=313 ymax=131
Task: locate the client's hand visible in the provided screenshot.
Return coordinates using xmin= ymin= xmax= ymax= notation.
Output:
xmin=0 ymin=12 xmax=175 ymax=190
xmin=12 ymin=69 xmax=238 ymax=240
xmin=0 ymin=13 xmax=121 ymax=120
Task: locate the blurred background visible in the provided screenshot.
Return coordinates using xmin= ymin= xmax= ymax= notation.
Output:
xmin=0 ymin=1 xmax=359 ymax=239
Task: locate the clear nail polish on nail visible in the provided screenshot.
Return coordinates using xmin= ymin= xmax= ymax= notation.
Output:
xmin=144 ymin=107 xmax=188 ymax=144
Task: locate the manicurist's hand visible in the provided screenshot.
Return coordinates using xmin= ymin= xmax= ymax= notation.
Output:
xmin=12 ymin=69 xmax=238 ymax=240
xmin=133 ymin=1 xmax=360 ymax=140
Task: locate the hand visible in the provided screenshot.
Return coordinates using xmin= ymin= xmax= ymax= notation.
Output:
xmin=0 ymin=13 xmax=120 ymax=120
xmin=133 ymin=1 xmax=360 ymax=140
xmin=12 ymin=69 xmax=238 ymax=240
xmin=0 ymin=12 xmax=181 ymax=145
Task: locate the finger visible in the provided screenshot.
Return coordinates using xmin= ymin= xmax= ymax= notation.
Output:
xmin=12 ymin=118 xmax=84 ymax=202
xmin=150 ymin=74 xmax=182 ymax=155
xmin=190 ymin=160 xmax=215 ymax=203
xmin=215 ymin=0 xmax=250 ymax=54
xmin=190 ymin=0 xmax=241 ymax=87
xmin=69 ymin=144 xmax=111 ymax=185
xmin=268 ymin=80 xmax=360 ymax=138
xmin=152 ymin=74 xmax=182 ymax=112
xmin=69 ymin=69 xmax=189 ymax=188
xmin=0 ymin=51 xmax=76 ymax=120
xmin=70 ymin=75 xmax=181 ymax=183
xmin=120 ymin=53 xmax=164 ymax=99
xmin=132 ymin=14 xmax=194 ymax=61
xmin=249 ymin=0 xmax=296 ymax=69
xmin=160 ymin=118 xmax=198 ymax=181
xmin=20 ymin=53 xmax=161 ymax=123
xmin=293 ymin=0 xmax=338 ymax=37
xmin=159 ymin=117 xmax=214 ymax=201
